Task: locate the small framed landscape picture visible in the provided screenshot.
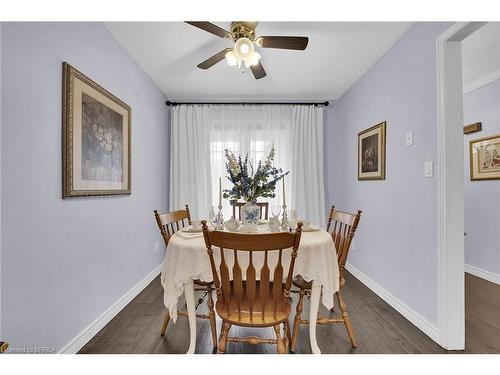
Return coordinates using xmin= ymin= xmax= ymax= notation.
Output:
xmin=358 ymin=121 xmax=386 ymax=180
xmin=469 ymin=134 xmax=500 ymax=181
xmin=62 ymin=62 xmax=131 ymax=198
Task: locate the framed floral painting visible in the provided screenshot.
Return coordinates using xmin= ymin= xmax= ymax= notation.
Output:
xmin=358 ymin=121 xmax=386 ymax=180
xmin=469 ymin=134 xmax=500 ymax=181
xmin=62 ymin=62 xmax=131 ymax=198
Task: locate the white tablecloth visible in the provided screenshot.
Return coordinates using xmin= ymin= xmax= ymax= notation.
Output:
xmin=161 ymin=226 xmax=340 ymax=322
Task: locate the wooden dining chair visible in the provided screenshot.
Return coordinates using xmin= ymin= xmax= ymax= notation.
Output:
xmin=153 ymin=206 xmax=218 ymax=351
xmin=232 ymin=201 xmax=269 ymax=220
xmin=290 ymin=205 xmax=362 ymax=351
xmin=201 ymin=220 xmax=303 ymax=354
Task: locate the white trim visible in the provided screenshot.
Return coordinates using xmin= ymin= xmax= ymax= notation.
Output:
xmin=463 ymin=69 xmax=500 ymax=94
xmin=435 ymin=22 xmax=486 ymax=351
xmin=58 ymin=264 xmax=162 ymax=354
xmin=345 ymin=263 xmax=440 ymax=344
xmin=465 ymin=264 xmax=500 ymax=286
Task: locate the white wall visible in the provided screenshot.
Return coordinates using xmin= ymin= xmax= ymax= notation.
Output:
xmin=462 ymin=22 xmax=500 ymax=86
xmin=463 ymin=79 xmax=500 ymax=280
xmin=1 ymin=22 xmax=169 ymax=351
xmin=325 ymin=23 xmax=452 ymax=329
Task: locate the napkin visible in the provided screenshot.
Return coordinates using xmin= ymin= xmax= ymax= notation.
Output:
xmin=176 ymin=231 xmax=203 ymax=240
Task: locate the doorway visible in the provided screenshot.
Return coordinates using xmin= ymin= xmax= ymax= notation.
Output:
xmin=435 ymin=21 xmax=486 ymax=350
xmin=462 ymin=22 xmax=500 ymax=352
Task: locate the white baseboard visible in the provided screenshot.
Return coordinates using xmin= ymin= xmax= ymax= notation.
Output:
xmin=465 ymin=264 xmax=500 ymax=286
xmin=58 ymin=264 xmax=162 ymax=354
xmin=345 ymin=262 xmax=440 ymax=345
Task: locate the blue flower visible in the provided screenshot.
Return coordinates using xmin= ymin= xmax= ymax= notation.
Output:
xmin=223 ymin=144 xmax=289 ymax=202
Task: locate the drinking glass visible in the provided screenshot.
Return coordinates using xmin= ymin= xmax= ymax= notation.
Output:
xmin=208 ymin=206 xmax=217 ymax=229
xmin=271 ymin=204 xmax=281 ymax=218
xmin=288 ymin=209 xmax=297 ymax=228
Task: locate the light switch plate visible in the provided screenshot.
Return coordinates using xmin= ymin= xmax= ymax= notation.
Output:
xmin=406 ymin=131 xmax=414 ymax=146
xmin=424 ymin=161 xmax=433 ymax=177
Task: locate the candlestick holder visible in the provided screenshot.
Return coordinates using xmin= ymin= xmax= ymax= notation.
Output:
xmin=281 ymin=204 xmax=289 ymax=231
xmin=215 ymin=204 xmax=224 ymax=230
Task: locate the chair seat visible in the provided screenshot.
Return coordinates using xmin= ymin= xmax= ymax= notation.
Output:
xmin=215 ymin=281 xmax=291 ymax=327
xmin=292 ymin=275 xmax=345 ymax=290
xmin=292 ymin=275 xmax=312 ymax=290
xmin=194 ymin=279 xmax=213 ymax=286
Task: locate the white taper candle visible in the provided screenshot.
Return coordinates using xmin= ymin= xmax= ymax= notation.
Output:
xmin=282 ymin=175 xmax=286 ymax=206
xmin=219 ymin=177 xmax=222 ymax=207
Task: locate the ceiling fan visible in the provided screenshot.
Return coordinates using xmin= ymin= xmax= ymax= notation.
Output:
xmin=185 ymin=21 xmax=309 ymax=80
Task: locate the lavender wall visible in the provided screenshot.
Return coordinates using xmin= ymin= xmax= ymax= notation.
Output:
xmin=1 ymin=23 xmax=169 ymax=351
xmin=326 ymin=23 xmax=451 ymax=326
xmin=463 ymin=80 xmax=500 ymax=277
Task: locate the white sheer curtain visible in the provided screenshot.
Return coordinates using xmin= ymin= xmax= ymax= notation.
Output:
xmin=169 ymin=105 xmax=212 ymax=220
xmin=170 ymin=104 xmax=325 ymax=227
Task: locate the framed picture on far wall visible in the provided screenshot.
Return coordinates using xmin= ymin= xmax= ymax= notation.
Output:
xmin=469 ymin=134 xmax=500 ymax=181
xmin=62 ymin=62 xmax=131 ymax=198
xmin=358 ymin=121 xmax=386 ymax=180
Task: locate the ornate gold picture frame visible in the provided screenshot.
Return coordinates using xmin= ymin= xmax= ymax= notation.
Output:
xmin=62 ymin=62 xmax=131 ymax=198
xmin=358 ymin=121 xmax=386 ymax=180
xmin=469 ymin=134 xmax=500 ymax=181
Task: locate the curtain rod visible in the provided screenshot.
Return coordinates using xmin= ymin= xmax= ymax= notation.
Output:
xmin=165 ymin=100 xmax=329 ymax=107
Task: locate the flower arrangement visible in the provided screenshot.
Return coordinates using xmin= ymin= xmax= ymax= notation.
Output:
xmin=223 ymin=145 xmax=289 ymax=203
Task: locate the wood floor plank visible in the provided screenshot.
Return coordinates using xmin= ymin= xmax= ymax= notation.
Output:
xmin=78 ymin=271 xmax=500 ymax=354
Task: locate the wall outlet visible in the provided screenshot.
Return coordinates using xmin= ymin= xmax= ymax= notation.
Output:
xmin=405 ymin=131 xmax=414 ymax=146
xmin=154 ymin=241 xmax=160 ymax=253
xmin=424 ymin=161 xmax=433 ymax=177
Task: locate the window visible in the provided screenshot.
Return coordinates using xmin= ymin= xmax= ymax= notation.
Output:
xmin=209 ymin=123 xmax=289 ymax=220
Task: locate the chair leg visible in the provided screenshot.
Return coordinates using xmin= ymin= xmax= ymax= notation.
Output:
xmin=274 ymin=325 xmax=286 ymax=354
xmin=206 ymin=285 xmax=218 ymax=350
xmin=160 ymin=310 xmax=170 ymax=336
xmin=218 ymin=321 xmax=231 ymax=354
xmin=283 ymin=321 xmax=291 ymax=352
xmin=290 ymin=288 xmax=305 ymax=352
xmin=336 ymin=290 xmax=357 ymax=348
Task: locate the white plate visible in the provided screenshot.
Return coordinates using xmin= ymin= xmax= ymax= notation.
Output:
xmin=182 ymin=227 xmax=203 ymax=233
xmin=301 ymin=225 xmax=320 ymax=232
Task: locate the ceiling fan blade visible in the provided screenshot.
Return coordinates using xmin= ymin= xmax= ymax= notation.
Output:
xmin=185 ymin=21 xmax=231 ymax=38
xmin=250 ymin=61 xmax=267 ymax=80
xmin=197 ymin=48 xmax=232 ymax=70
xmin=256 ymin=36 xmax=309 ymax=50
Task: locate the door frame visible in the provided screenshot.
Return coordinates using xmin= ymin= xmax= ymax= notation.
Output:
xmin=435 ymin=21 xmax=486 ymax=350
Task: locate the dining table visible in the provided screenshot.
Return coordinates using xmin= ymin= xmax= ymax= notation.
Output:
xmin=160 ymin=222 xmax=340 ymax=354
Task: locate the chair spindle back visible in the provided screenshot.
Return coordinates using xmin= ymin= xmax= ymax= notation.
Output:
xmin=326 ymin=205 xmax=362 ymax=281
xmin=153 ymin=205 xmax=192 ymax=246
xmin=202 ymin=220 xmax=303 ymax=321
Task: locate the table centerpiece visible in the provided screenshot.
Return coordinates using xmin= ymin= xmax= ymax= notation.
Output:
xmin=223 ymin=145 xmax=289 ymax=231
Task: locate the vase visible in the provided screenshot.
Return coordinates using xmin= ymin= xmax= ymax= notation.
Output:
xmin=241 ymin=200 xmax=260 ymax=231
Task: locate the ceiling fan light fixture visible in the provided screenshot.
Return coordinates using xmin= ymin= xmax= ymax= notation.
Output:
xmin=234 ymin=37 xmax=254 ymax=60
xmin=225 ymin=50 xmax=237 ymax=66
xmin=244 ymin=51 xmax=261 ymax=68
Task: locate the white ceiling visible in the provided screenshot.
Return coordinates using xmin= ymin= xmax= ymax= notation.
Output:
xmin=106 ymin=22 xmax=412 ymax=101
xmin=462 ymin=22 xmax=500 ymax=85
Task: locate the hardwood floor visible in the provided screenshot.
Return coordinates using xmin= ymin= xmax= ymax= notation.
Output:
xmin=465 ymin=273 xmax=500 ymax=353
xmin=78 ymin=271 xmax=500 ymax=354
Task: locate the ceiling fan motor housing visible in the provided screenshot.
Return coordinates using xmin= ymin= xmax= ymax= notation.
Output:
xmin=230 ymin=21 xmax=257 ymax=41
